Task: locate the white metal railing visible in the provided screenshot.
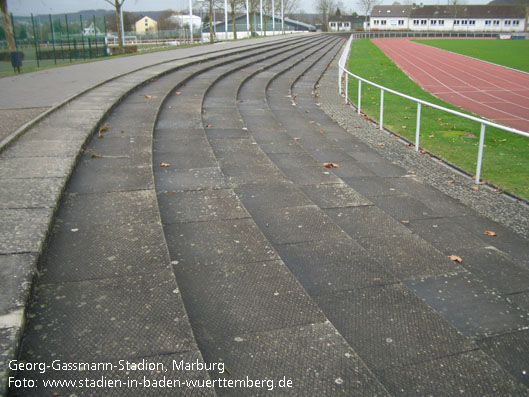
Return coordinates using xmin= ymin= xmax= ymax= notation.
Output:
xmin=338 ymin=34 xmax=529 ymax=185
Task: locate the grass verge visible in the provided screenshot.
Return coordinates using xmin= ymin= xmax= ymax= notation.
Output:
xmin=347 ymin=38 xmax=529 ymax=200
xmin=413 ymin=39 xmax=529 ymax=73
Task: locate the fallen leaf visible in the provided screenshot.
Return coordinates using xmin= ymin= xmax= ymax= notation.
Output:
xmin=428 ymin=134 xmax=435 ymax=138
xmin=378 ymin=143 xmax=385 ymax=147
xmin=320 ymin=129 xmax=324 ymax=134
xmin=160 ymin=162 xmax=171 ymax=167
xmin=293 ymin=137 xmax=301 ymax=141
xmin=401 ymin=126 xmax=407 ymax=129
xmin=323 ymin=163 xmax=339 ymax=168
xmin=472 ymin=186 xmax=480 ymax=191
xmin=145 ymin=95 xmax=152 ymax=99
xmin=205 ymin=124 xmax=213 ymax=128
xmin=306 ymin=110 xmax=310 ymax=113
xmin=401 ymin=220 xmax=410 ymax=224
xmin=91 ymin=153 xmax=102 ymax=158
xmin=99 ymin=124 xmax=109 ymax=132
xmin=175 ymin=91 xmax=181 ymax=95
xmin=449 ymin=255 xmax=463 ymax=263
xmin=448 ymin=179 xmax=455 ymax=184
xmin=436 ymin=117 xmax=443 ymax=121
xmin=479 ymin=181 xmax=485 ymax=185
xmin=484 ymin=231 xmax=497 ymax=236
xmin=151 ymin=78 xmax=158 ymax=82
xmin=403 ymin=116 xmax=410 ymax=119
xmin=499 ymin=139 xmax=507 ymax=142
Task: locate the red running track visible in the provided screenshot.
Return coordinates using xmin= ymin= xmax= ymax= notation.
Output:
xmin=372 ymin=38 xmax=529 ymax=132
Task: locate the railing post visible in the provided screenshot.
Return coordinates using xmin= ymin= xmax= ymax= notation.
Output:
xmin=338 ymin=66 xmax=341 ymax=95
xmin=475 ymin=123 xmax=486 ymax=184
xmin=345 ymin=73 xmax=348 ymax=104
xmin=415 ymin=103 xmax=421 ymax=151
xmin=358 ymin=80 xmax=362 ymax=114
xmin=379 ymin=89 xmax=384 ymax=130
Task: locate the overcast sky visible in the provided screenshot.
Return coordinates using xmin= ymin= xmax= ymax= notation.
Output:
xmin=9 ymin=0 xmax=488 ymax=17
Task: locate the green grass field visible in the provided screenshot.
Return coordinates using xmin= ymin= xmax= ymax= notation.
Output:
xmin=413 ymin=39 xmax=529 ymax=73
xmin=347 ymin=39 xmax=529 ymax=200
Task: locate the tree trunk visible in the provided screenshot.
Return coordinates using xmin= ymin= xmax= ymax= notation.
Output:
xmin=115 ymin=1 xmax=124 ymax=54
xmin=0 ymin=0 xmax=16 ymax=51
xmin=231 ymin=8 xmax=237 ymax=39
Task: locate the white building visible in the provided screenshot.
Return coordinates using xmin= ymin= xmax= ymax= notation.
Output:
xmin=170 ymin=14 xmax=202 ymax=29
xmin=328 ymin=15 xmax=365 ymax=32
xmin=369 ymin=5 xmax=527 ymax=32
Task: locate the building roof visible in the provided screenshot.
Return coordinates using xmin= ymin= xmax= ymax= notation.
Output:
xmin=136 ymin=15 xmax=158 ymax=23
xmin=328 ymin=15 xmax=365 ymax=23
xmin=371 ymin=6 xmax=413 ymax=18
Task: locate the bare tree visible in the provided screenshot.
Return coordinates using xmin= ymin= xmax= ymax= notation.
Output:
xmin=103 ymin=0 xmax=126 ymax=54
xmin=315 ymin=0 xmax=336 ymax=31
xmin=228 ymin=0 xmax=244 ymax=39
xmin=158 ymin=9 xmax=177 ymax=31
xmin=357 ymin=0 xmax=380 ymax=24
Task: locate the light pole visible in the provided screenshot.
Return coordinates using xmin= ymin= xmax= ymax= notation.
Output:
xmin=246 ymin=0 xmax=249 ymax=38
xmin=189 ymin=0 xmax=193 ymax=44
xmin=197 ymin=0 xmax=204 ymax=42
xmin=224 ymin=0 xmax=228 ymax=40
xmin=281 ymin=0 xmax=284 ymax=34
xmin=120 ymin=4 xmax=125 ymax=46
xmin=272 ymin=0 xmax=275 ymax=35
xmin=260 ymin=0 xmax=263 ymax=36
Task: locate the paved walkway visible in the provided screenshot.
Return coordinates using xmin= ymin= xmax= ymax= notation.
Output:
xmin=2 ymin=33 xmax=529 ymax=396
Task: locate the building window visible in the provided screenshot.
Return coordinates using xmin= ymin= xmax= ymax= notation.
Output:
xmin=330 ymin=22 xmax=336 ymax=27
xmin=485 ymin=20 xmax=491 ymax=25
xmin=438 ymin=20 xmax=444 ymax=25
xmin=513 ymin=20 xmax=520 ymax=25
xmin=373 ymin=20 xmax=379 ymax=25
xmin=454 ymin=20 xmax=460 ymax=25
xmin=413 ymin=19 xmax=419 ymax=25
xmin=505 ymin=20 xmax=511 ymax=25
xmin=381 ymin=20 xmax=387 ymax=25
xmin=421 ymin=19 xmax=427 ymax=25
xmin=431 ymin=20 xmax=437 ymax=25
xmin=493 ymin=20 xmax=500 ymax=25
xmin=461 ymin=20 xmax=467 ymax=25
xmin=398 ymin=20 xmax=404 ymax=25
xmin=469 ymin=20 xmax=475 ymax=25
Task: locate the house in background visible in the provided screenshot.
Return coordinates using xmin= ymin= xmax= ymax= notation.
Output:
xmin=135 ymin=16 xmax=158 ymax=34
xmin=170 ymin=14 xmax=202 ymax=29
xmin=328 ymin=14 xmax=365 ymax=32
xmin=369 ymin=5 xmax=527 ymax=32
xmin=83 ymin=22 xmax=102 ymax=36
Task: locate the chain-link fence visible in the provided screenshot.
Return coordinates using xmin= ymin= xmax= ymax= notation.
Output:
xmin=0 ymin=13 xmax=111 ymax=74
xmin=0 ymin=13 xmax=209 ymax=75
